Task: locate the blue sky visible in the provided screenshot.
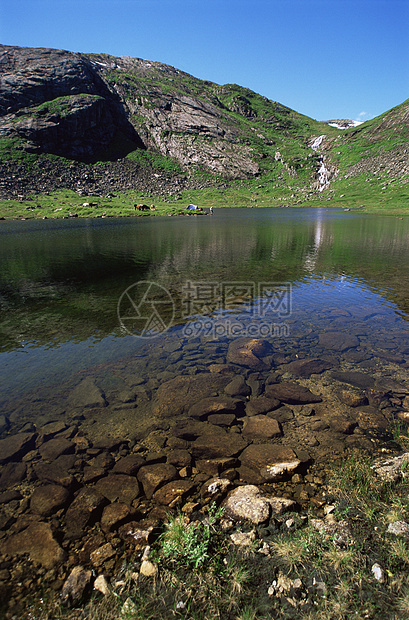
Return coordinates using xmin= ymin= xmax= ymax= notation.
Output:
xmin=1 ymin=0 xmax=408 ymax=122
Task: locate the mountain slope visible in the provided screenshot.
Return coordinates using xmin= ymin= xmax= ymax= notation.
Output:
xmin=0 ymin=44 xmax=335 ymax=199
xmin=0 ymin=43 xmax=407 ymax=208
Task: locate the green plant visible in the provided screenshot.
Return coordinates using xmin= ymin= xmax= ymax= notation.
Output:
xmin=159 ymin=503 xmax=224 ymax=569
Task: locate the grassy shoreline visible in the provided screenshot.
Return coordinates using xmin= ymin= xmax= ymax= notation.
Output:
xmin=16 ymin=446 xmax=409 ymax=620
xmin=1 ymin=184 xmax=409 ymax=222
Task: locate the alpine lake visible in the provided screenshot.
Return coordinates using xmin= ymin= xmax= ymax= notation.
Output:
xmin=1 ymin=206 xmax=409 ymax=607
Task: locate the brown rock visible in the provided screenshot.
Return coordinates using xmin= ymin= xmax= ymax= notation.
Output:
xmin=0 ymin=432 xmax=37 ymax=465
xmin=227 ymin=337 xmax=272 ymax=370
xmin=101 ymin=502 xmax=134 ymax=533
xmin=152 ymin=374 xmax=230 ymax=417
xmin=94 ymin=474 xmax=140 ymax=503
xmin=2 ymin=521 xmax=66 ymax=568
xmin=65 ymin=488 xmax=108 ymax=539
xmin=265 ymin=382 xmax=322 ymax=404
xmin=240 ymin=444 xmax=300 ymax=479
xmin=30 ymin=484 xmax=71 ymax=516
xmin=191 ymin=431 xmax=248 ymax=460
xmin=137 ymin=463 xmax=178 ymax=499
xmin=172 ymin=418 xmax=224 ymax=440
xmin=90 ymin=542 xmax=115 ymax=567
xmin=282 ymin=358 xmax=333 ymax=377
xmin=61 ymin=566 xmax=92 ymax=607
xmin=195 ymin=457 xmax=238 ymax=476
xmin=167 ymin=449 xmax=192 ymax=468
xmin=34 ymin=454 xmax=77 ymax=487
xmin=189 ymin=396 xmax=244 ymax=420
xmin=242 ymin=415 xmax=282 ymax=440
xmin=207 ymin=413 xmax=236 ymax=427
xmin=68 ymin=377 xmax=107 ymax=408
xmin=224 ymin=375 xmax=251 ymax=396
xmin=353 ymin=407 xmax=389 ymax=431
xmin=336 ymin=388 xmax=368 ymax=407
xmin=246 ymin=396 xmax=280 ymax=416
xmin=0 ymin=462 xmax=27 ymax=490
xmin=38 ymin=437 xmax=74 ymax=461
xmin=118 ymin=521 xmax=154 ymax=548
xmin=112 ymin=454 xmax=145 ymax=475
xmin=319 ymin=332 xmax=359 ymax=351
xmin=153 ymin=480 xmax=195 ymax=506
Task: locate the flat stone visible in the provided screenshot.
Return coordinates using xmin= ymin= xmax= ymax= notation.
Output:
xmin=101 ymin=502 xmax=134 ymax=533
xmin=2 ymin=521 xmax=66 ymax=568
xmin=246 ymin=396 xmax=281 ymax=416
xmin=207 ymin=413 xmax=236 ymax=427
xmin=167 ymin=449 xmax=192 ymax=468
xmin=90 ymin=542 xmax=116 ymax=567
xmin=240 ymin=444 xmax=300 ymax=480
xmin=137 ymin=463 xmax=178 ymax=499
xmin=372 ymin=454 xmax=409 ymax=483
xmin=153 ymin=480 xmax=195 ymax=506
xmin=0 ymin=432 xmax=37 ymax=465
xmin=265 ymin=382 xmax=322 ymax=404
xmin=61 ymin=566 xmax=92 ymax=607
xmin=30 ymin=484 xmax=71 ymax=516
xmin=34 ymin=454 xmax=77 ymax=487
xmin=227 ymin=337 xmax=272 ymax=370
xmin=0 ymin=489 xmax=22 ymax=504
xmin=65 ymin=488 xmax=108 ymax=540
xmin=195 ymin=457 xmax=237 ymax=476
xmin=152 ymin=374 xmax=230 ymax=417
xmin=281 ymin=358 xmax=333 ymax=377
xmin=189 ymin=396 xmax=244 ymax=420
xmin=331 ymin=371 xmax=375 ymax=390
xmin=68 ymin=377 xmax=107 ymax=408
xmin=223 ymin=485 xmax=270 ymax=524
xmin=172 ymin=418 xmax=223 ymax=440
xmin=94 ymin=474 xmax=140 ymax=504
xmin=112 ymin=454 xmax=145 ymax=475
xmin=319 ymin=332 xmax=359 ymax=351
xmin=0 ymin=462 xmax=27 ymax=491
xmin=387 ymin=521 xmax=409 ymax=537
xmin=267 ymin=497 xmax=297 ymax=515
xmin=242 ymin=415 xmax=282 ymax=440
xmin=39 ymin=437 xmax=74 ymax=461
xmin=224 ymin=375 xmax=251 ymax=397
xmin=336 ymin=388 xmax=368 ymax=407
xmin=191 ymin=431 xmax=248 ymax=460
xmin=38 ymin=421 xmax=67 ymax=439
xmin=0 ymin=414 xmax=9 ymax=435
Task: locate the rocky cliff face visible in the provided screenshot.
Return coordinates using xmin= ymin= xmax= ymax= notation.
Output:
xmin=0 ymin=45 xmax=144 ymax=160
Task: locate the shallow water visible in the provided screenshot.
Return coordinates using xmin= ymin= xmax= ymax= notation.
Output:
xmin=1 ymin=206 xmax=409 ymax=446
xmin=1 ymin=207 xmax=409 ymax=409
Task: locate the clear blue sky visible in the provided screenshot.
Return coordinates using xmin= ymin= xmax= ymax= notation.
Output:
xmin=1 ymin=0 xmax=408 ymax=122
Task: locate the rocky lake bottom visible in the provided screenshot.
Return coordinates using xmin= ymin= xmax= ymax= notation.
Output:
xmin=1 ymin=308 xmax=409 ymax=616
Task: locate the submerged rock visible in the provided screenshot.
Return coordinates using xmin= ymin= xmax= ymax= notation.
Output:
xmin=2 ymin=521 xmax=66 ymax=568
xmin=227 ymin=337 xmax=273 ymax=370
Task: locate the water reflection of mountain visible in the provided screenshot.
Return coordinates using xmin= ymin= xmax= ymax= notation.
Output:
xmin=1 ymin=209 xmax=409 ymax=351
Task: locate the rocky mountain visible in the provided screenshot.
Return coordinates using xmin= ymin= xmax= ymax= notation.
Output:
xmin=0 ymin=44 xmax=407 ymax=202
